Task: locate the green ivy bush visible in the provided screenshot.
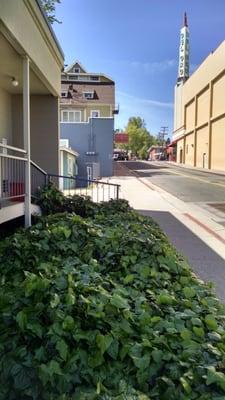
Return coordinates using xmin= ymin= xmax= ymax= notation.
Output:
xmin=1 ymin=207 xmax=225 ymax=399
xmin=37 ymin=183 xmax=130 ymax=218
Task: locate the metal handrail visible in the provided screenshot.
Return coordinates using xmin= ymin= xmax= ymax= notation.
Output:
xmin=48 ymin=173 xmax=120 ymax=187
xmin=31 ymin=160 xmax=47 ymax=176
xmin=47 ymin=173 xmax=120 ymax=202
xmin=0 ymin=143 xmax=27 ymax=154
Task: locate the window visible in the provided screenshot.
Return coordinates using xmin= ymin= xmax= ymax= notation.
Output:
xmin=79 ymin=75 xmax=89 ymax=81
xmin=91 ymin=110 xmax=100 ymax=118
xmin=73 ymin=67 xmax=80 ymax=73
xmin=61 ymin=110 xmax=81 ymax=122
xmin=68 ymin=156 xmax=74 ymax=175
xmin=69 ymin=75 xmax=78 ymax=80
xmin=83 ymin=91 xmax=94 ymax=99
xmin=61 ymin=91 xmax=67 ymax=98
xmin=90 ymin=75 xmax=100 ymax=81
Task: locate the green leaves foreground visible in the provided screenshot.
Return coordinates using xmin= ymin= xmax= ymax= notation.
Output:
xmin=1 ymin=202 xmax=225 ymax=399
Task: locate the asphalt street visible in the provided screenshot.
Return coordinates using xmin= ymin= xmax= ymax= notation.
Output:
xmin=118 ymin=161 xmax=225 ymax=203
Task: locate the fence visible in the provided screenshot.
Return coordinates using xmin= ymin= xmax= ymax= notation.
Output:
xmin=0 ymin=143 xmax=26 ymax=205
xmin=47 ymin=174 xmax=120 ymax=203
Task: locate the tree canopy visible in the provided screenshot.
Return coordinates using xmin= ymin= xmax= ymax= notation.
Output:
xmin=40 ymin=0 xmax=61 ymax=24
xmin=126 ymin=117 xmax=157 ymax=159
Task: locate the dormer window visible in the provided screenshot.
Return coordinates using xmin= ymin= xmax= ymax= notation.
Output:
xmin=73 ymin=67 xmax=80 ymax=73
xmin=83 ymin=91 xmax=94 ymax=99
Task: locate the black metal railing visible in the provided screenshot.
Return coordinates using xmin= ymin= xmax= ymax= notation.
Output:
xmin=31 ymin=161 xmax=48 ymax=200
xmin=47 ymin=174 xmax=120 ymax=202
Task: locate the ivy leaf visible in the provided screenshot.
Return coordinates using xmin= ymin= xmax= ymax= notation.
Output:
xmin=180 ymin=329 xmax=192 ymax=341
xmin=50 ymin=293 xmax=60 ymax=308
xmin=205 ymin=315 xmax=218 ymax=331
xmin=62 ymin=316 xmax=74 ymax=331
xmin=157 ymin=293 xmax=174 ymax=305
xmin=183 ymin=287 xmax=196 ymax=299
xmin=16 ymin=310 xmax=27 ymax=331
xmin=107 ymin=338 xmax=119 ymax=360
xmin=131 ymin=354 xmax=150 ymax=370
xmin=206 ymin=367 xmax=225 ymax=391
xmin=180 ymin=377 xmax=192 ymax=394
xmin=56 ymin=339 xmax=68 ymax=361
xmin=193 ymin=326 xmax=205 ymax=338
xmin=96 ymin=334 xmax=113 ymax=355
xmin=110 ymin=293 xmax=129 ymax=309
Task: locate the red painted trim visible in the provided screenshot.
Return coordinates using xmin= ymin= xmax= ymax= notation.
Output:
xmin=184 ymin=213 xmax=225 ymax=245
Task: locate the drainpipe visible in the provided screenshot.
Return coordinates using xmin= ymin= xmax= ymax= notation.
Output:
xmin=23 ymin=56 xmax=31 ymax=227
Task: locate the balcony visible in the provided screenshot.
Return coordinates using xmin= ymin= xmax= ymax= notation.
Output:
xmin=0 ymin=143 xmax=47 ymax=225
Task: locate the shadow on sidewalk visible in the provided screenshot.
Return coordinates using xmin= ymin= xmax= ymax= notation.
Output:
xmin=138 ymin=210 xmax=225 ymax=304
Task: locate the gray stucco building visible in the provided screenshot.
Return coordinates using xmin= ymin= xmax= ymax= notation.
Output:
xmin=60 ymin=117 xmax=114 ymax=179
xmin=60 ymin=61 xmax=118 ymax=180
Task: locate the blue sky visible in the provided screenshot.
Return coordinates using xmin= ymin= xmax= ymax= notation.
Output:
xmin=53 ymin=0 xmax=225 ymax=136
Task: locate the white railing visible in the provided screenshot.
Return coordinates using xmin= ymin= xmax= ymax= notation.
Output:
xmin=0 ymin=144 xmax=27 ymax=203
xmin=0 ymin=144 xmax=47 ymax=206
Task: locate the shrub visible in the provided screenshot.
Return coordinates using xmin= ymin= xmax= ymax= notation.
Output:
xmin=1 ymin=209 xmax=225 ymax=399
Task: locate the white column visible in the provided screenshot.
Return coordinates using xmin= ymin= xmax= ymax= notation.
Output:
xmin=23 ymin=56 xmax=31 ymax=227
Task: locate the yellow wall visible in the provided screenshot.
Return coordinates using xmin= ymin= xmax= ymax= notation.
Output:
xmin=185 ymin=101 xmax=195 ymax=133
xmin=196 ymin=126 xmax=209 ymax=168
xmin=212 ymin=72 xmax=225 ymax=119
xmin=86 ymin=105 xmax=111 ymax=119
xmin=197 ymin=88 xmax=210 ymax=126
xmin=0 ymin=87 xmax=12 ymax=143
xmin=185 ymin=133 xmax=195 ymax=166
xmin=176 ymin=138 xmax=184 ymax=163
xmin=211 ymin=117 xmax=225 ymax=170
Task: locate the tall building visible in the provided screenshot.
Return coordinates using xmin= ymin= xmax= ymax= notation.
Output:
xmin=173 ymin=14 xmax=225 ymax=171
xmin=60 ymin=61 xmax=118 ymax=179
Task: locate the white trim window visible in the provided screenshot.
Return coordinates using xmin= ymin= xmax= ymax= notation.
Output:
xmin=61 ymin=110 xmax=82 ymax=123
xmin=83 ymin=91 xmax=94 ymax=99
xmin=73 ymin=67 xmax=80 ymax=73
xmin=91 ymin=110 xmax=100 ymax=118
xmin=90 ymin=75 xmax=100 ymax=81
xmin=68 ymin=155 xmax=74 ymax=175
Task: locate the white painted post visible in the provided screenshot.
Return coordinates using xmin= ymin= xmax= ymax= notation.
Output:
xmin=23 ymin=56 xmax=31 ymax=227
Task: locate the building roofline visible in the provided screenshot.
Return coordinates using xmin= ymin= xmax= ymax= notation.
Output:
xmin=36 ymin=0 xmax=64 ymax=59
xmin=60 ymin=146 xmax=79 ymax=157
xmin=182 ymin=39 xmax=225 ymax=88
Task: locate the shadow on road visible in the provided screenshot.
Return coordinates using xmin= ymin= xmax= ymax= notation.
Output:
xmin=139 ymin=209 xmax=225 ymax=303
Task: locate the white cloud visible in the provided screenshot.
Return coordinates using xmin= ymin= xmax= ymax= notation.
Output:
xmin=117 ymin=90 xmax=173 ymax=109
xmin=130 ymin=59 xmax=177 ymax=74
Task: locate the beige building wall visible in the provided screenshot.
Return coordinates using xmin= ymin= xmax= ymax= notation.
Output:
xmin=211 ymin=117 xmax=225 ymax=170
xmin=212 ymin=73 xmax=225 ymax=119
xmin=0 ymin=87 xmax=12 ymax=142
xmin=173 ymin=39 xmax=225 ymax=171
xmin=197 ymin=88 xmax=210 ymax=126
xmin=185 ymin=133 xmax=195 ymax=166
xmin=185 ymin=101 xmax=195 ymax=133
xmin=196 ymin=126 xmax=209 ymax=168
xmin=12 ymin=95 xmax=59 ymax=174
xmin=176 ymin=138 xmax=184 ymax=163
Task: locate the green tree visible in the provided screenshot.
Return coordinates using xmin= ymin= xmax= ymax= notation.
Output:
xmin=126 ymin=117 xmax=156 ymax=159
xmin=40 ymin=0 xmax=61 ymax=24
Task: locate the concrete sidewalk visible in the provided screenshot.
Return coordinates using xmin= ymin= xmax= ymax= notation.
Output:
xmin=110 ymin=165 xmax=225 ymax=303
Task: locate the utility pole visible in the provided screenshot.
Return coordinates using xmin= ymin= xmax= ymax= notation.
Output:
xmin=157 ymin=126 xmax=169 ymax=144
